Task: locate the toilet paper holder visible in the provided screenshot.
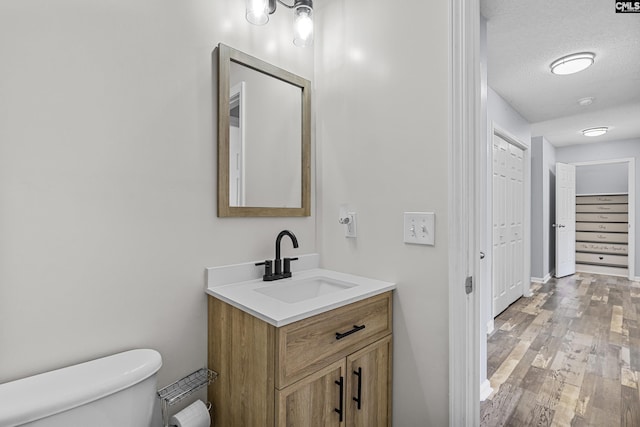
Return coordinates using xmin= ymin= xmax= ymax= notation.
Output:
xmin=157 ymin=368 xmax=218 ymax=427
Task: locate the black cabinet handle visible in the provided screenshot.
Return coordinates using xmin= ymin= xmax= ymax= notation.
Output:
xmin=335 ymin=324 xmax=365 ymax=340
xmin=334 ymin=376 xmax=344 ymax=422
xmin=353 ymin=367 xmax=362 ymax=410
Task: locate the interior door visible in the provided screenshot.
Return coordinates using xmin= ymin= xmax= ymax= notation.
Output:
xmin=492 ymin=134 xmax=524 ymax=316
xmin=555 ymin=162 xmax=576 ymax=277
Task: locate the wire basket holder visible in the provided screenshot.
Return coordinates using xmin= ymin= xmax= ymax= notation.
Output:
xmin=157 ymin=368 xmax=218 ymax=427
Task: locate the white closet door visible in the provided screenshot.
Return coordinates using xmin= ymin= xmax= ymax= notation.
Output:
xmin=492 ymin=134 xmax=524 ymax=316
xmin=555 ymin=163 xmax=576 ymax=277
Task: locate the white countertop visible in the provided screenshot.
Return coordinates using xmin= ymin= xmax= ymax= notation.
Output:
xmin=206 ymin=266 xmax=395 ymax=327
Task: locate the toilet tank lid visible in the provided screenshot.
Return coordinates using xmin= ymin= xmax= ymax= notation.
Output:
xmin=0 ymin=349 xmax=162 ymax=426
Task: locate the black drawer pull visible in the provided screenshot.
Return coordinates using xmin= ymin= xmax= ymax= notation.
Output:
xmin=335 ymin=324 xmax=365 ymax=340
xmin=334 ymin=376 xmax=344 ymax=422
xmin=599 ymin=256 xmax=604 ymax=260
xmin=353 ymin=367 xmax=362 ymax=410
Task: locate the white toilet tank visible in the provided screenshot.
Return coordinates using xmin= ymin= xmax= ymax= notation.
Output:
xmin=0 ymin=349 xmax=162 ymax=427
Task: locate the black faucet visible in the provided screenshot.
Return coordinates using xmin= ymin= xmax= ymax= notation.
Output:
xmin=256 ymin=230 xmax=299 ymax=281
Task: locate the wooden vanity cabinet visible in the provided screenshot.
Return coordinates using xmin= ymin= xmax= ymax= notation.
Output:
xmin=207 ymin=291 xmax=393 ymax=427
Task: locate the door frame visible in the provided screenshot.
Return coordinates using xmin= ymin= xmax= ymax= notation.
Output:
xmin=571 ymin=157 xmax=636 ymax=280
xmin=490 ymin=123 xmax=533 ymax=309
xmin=448 ymin=0 xmax=481 ymax=424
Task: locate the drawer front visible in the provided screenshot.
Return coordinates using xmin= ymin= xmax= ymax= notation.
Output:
xmin=576 ymin=252 xmax=628 ymax=267
xmin=576 ymin=195 xmax=628 ymax=204
xmin=576 ymin=242 xmax=628 ymax=255
xmin=576 ymin=232 xmax=628 ymax=243
xmin=576 ymin=222 xmax=628 ymax=232
xmin=576 ymin=204 xmax=628 ymax=213
xmin=576 ymin=213 xmax=628 ymax=223
xmin=275 ymin=292 xmax=392 ymax=389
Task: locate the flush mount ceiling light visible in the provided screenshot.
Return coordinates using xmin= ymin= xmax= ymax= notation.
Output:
xmin=582 ymin=127 xmax=608 ymax=137
xmin=245 ymin=0 xmax=313 ymax=47
xmin=577 ymin=97 xmax=594 ymax=106
xmin=550 ymin=52 xmax=595 ymax=75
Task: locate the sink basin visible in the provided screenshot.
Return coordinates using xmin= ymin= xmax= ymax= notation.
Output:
xmin=255 ymin=277 xmax=357 ymax=303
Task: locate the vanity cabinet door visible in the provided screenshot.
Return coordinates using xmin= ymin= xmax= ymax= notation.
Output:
xmin=345 ymin=336 xmax=392 ymax=427
xmin=276 ymin=359 xmax=346 ymax=427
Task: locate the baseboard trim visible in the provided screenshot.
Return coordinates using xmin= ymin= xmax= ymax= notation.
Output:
xmin=486 ymin=319 xmax=494 ymax=335
xmin=531 ymin=272 xmax=552 ymax=284
xmin=480 ymin=379 xmax=493 ymax=402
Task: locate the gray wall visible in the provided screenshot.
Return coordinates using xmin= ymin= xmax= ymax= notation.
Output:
xmin=576 ymin=163 xmax=628 ymax=194
xmin=556 ymin=138 xmax=640 ymax=276
xmin=316 ymin=0 xmax=451 ymax=423
xmin=482 ymin=83 xmax=531 ymax=386
xmin=531 ymin=136 xmax=557 ymax=280
xmin=0 ymin=0 xmax=315 ymax=389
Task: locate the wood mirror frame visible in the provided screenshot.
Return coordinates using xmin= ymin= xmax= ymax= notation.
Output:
xmin=217 ymin=43 xmax=311 ymax=217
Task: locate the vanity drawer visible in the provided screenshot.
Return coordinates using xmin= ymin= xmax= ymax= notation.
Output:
xmin=576 ymin=222 xmax=628 ymax=232
xmin=576 ymin=204 xmax=628 ymax=213
xmin=576 ymin=213 xmax=628 ymax=223
xmin=576 ymin=242 xmax=628 ymax=255
xmin=576 ymin=232 xmax=628 ymax=243
xmin=576 ymin=195 xmax=628 ymax=204
xmin=576 ymin=252 xmax=628 ymax=267
xmin=275 ymin=291 xmax=392 ymax=388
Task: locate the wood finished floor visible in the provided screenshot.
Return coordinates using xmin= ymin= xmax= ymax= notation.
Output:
xmin=480 ymin=273 xmax=640 ymax=427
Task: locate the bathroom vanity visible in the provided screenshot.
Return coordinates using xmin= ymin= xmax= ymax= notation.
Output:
xmin=206 ymin=257 xmax=394 ymax=427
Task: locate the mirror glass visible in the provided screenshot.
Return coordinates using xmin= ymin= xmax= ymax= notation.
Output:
xmin=218 ymin=44 xmax=311 ymax=217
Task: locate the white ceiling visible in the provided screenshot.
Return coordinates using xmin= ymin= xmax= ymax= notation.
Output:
xmin=481 ymin=0 xmax=640 ymax=147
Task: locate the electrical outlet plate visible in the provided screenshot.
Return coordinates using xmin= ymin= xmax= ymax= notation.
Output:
xmin=403 ymin=212 xmax=435 ymax=245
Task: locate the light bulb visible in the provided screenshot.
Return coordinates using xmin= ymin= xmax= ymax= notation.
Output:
xmin=293 ymin=5 xmax=313 ymax=47
xmin=246 ymin=0 xmax=269 ymax=25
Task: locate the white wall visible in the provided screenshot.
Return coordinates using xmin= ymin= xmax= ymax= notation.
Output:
xmin=315 ymin=0 xmax=450 ymax=424
xmin=0 ymin=0 xmax=315 ymax=388
xmin=556 ymin=138 xmax=640 ymax=274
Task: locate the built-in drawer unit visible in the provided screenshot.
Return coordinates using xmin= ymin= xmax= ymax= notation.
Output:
xmin=576 ymin=195 xmax=628 ymax=204
xmin=575 ymin=242 xmax=629 ymax=255
xmin=576 ymin=204 xmax=628 ymax=213
xmin=576 ymin=222 xmax=628 ymax=233
xmin=576 ymin=213 xmax=629 ymax=222
xmin=576 ymin=252 xmax=628 ymax=267
xmin=275 ymin=291 xmax=392 ymax=388
xmin=575 ymin=193 xmax=629 ymax=272
xmin=576 ymin=231 xmax=629 ymax=243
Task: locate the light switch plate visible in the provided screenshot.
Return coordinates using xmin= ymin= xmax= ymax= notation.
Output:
xmin=403 ymin=212 xmax=435 ymax=245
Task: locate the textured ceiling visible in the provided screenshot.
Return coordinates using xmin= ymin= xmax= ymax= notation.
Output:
xmin=481 ymin=0 xmax=640 ymax=147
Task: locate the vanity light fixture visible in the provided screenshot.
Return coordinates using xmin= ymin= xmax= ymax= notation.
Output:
xmin=245 ymin=0 xmax=313 ymax=47
xmin=550 ymin=52 xmax=595 ymax=75
xmin=582 ymin=127 xmax=608 ymax=137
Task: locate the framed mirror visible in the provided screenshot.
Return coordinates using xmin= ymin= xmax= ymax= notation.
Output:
xmin=217 ymin=43 xmax=311 ymax=217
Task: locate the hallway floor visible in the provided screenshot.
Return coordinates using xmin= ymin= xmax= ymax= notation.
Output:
xmin=480 ymin=273 xmax=640 ymax=426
